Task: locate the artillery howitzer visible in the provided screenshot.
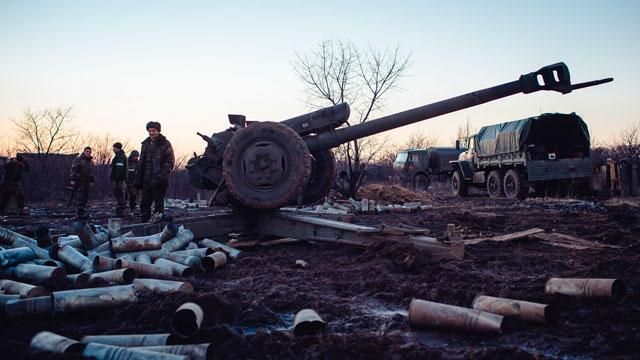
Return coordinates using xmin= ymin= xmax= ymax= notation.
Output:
xmin=187 ymin=63 xmax=611 ymax=210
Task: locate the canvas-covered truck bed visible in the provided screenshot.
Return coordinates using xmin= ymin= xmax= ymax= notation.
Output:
xmin=475 ymin=113 xmax=592 ymax=181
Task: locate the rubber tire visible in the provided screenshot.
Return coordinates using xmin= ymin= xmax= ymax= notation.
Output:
xmin=223 ymin=122 xmax=311 ymax=209
xmin=413 ymin=173 xmax=430 ymax=192
xmin=487 ymin=170 xmax=505 ymax=198
xmin=503 ymin=169 xmax=527 ymax=199
xmin=452 ymin=170 xmax=468 ymax=196
xmin=302 ymin=150 xmax=336 ymax=204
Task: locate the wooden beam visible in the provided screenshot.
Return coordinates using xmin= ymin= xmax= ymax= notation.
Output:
xmin=531 ymin=232 xmax=621 ymax=250
xmin=463 ymin=228 xmax=545 ymax=245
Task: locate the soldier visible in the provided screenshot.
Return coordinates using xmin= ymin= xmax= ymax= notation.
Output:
xmin=110 ymin=142 xmax=127 ymax=217
xmin=0 ymin=154 xmax=30 ymax=216
xmin=70 ymin=147 xmax=95 ymax=219
xmin=126 ymin=150 xmax=140 ymax=214
xmin=135 ymin=121 xmax=175 ymax=223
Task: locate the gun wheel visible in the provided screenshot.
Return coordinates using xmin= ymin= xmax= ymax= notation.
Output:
xmin=303 ymin=150 xmax=336 ymax=204
xmin=223 ymin=122 xmax=311 ymax=209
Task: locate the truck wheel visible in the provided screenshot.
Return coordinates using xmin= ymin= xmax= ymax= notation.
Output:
xmin=452 ymin=170 xmax=468 ymax=196
xmin=487 ymin=170 xmax=505 ymax=198
xmin=413 ymin=174 xmax=430 ymax=192
xmin=504 ymin=169 xmax=527 ymax=199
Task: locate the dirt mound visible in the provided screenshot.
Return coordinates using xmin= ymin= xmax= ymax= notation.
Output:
xmin=358 ymin=183 xmax=434 ymax=203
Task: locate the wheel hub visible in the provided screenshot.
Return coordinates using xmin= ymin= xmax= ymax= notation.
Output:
xmin=242 ymin=142 xmax=288 ymax=189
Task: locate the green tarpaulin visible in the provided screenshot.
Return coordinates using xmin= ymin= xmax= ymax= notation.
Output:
xmin=475 ymin=113 xmax=590 ymax=157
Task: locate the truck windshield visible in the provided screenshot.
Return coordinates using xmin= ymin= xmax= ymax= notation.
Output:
xmin=394 ymin=152 xmax=408 ymax=169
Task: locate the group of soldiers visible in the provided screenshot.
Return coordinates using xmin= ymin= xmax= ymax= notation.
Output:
xmin=0 ymin=121 xmax=175 ymax=223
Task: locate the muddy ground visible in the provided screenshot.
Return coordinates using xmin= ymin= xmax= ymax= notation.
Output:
xmin=1 ymin=185 xmax=639 ymax=359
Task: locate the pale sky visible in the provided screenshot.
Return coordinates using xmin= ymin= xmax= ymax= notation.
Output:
xmin=1 ymin=0 xmax=638 ymax=156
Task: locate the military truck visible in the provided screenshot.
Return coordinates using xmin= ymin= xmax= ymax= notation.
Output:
xmin=450 ymin=113 xmax=592 ymax=199
xmin=393 ymin=147 xmax=466 ymax=191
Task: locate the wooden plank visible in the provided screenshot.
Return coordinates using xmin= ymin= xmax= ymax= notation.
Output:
xmin=383 ymin=223 xmax=431 ymax=235
xmin=259 ymin=238 xmax=303 ymax=246
xmin=531 ymin=232 xmax=620 ymax=250
xmin=279 ymin=207 xmax=354 ymax=222
xmin=463 ymin=228 xmax=545 ymax=245
xmin=227 ymin=239 xmax=261 ymax=248
xmin=547 ymin=232 xmax=621 ymax=249
xmin=538 ymin=241 xmax=590 ymax=250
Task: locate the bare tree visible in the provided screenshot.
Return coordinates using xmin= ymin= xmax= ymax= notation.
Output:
xmin=612 ymin=122 xmax=640 ymax=161
xmin=82 ymin=132 xmax=131 ymax=165
xmin=12 ymin=106 xmax=79 ymax=155
xmin=0 ymin=134 xmax=18 ymax=157
xmin=293 ymin=39 xmax=411 ymax=198
xmin=401 ymin=131 xmax=438 ymax=150
xmin=456 ymin=118 xmax=475 ymax=141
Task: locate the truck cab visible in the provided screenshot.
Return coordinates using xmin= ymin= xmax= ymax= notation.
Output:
xmin=394 ymin=147 xmax=466 ymax=191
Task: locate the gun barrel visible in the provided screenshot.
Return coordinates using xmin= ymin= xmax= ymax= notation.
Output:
xmin=304 ymin=63 xmax=611 ymax=153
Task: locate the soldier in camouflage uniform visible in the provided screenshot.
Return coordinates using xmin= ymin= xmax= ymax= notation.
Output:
xmin=110 ymin=142 xmax=127 ymax=217
xmin=70 ymin=147 xmax=95 ymax=219
xmin=126 ymin=150 xmax=140 ymax=213
xmin=0 ymin=154 xmax=30 ymax=216
xmin=135 ymin=121 xmax=175 ymax=223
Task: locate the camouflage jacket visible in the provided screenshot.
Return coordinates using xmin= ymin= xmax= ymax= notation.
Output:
xmin=70 ymin=153 xmax=95 ymax=183
xmin=110 ymin=149 xmax=127 ymax=182
xmin=136 ymin=134 xmax=175 ymax=188
xmin=1 ymin=158 xmax=29 ymax=184
xmin=127 ymin=156 xmax=139 ymax=184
